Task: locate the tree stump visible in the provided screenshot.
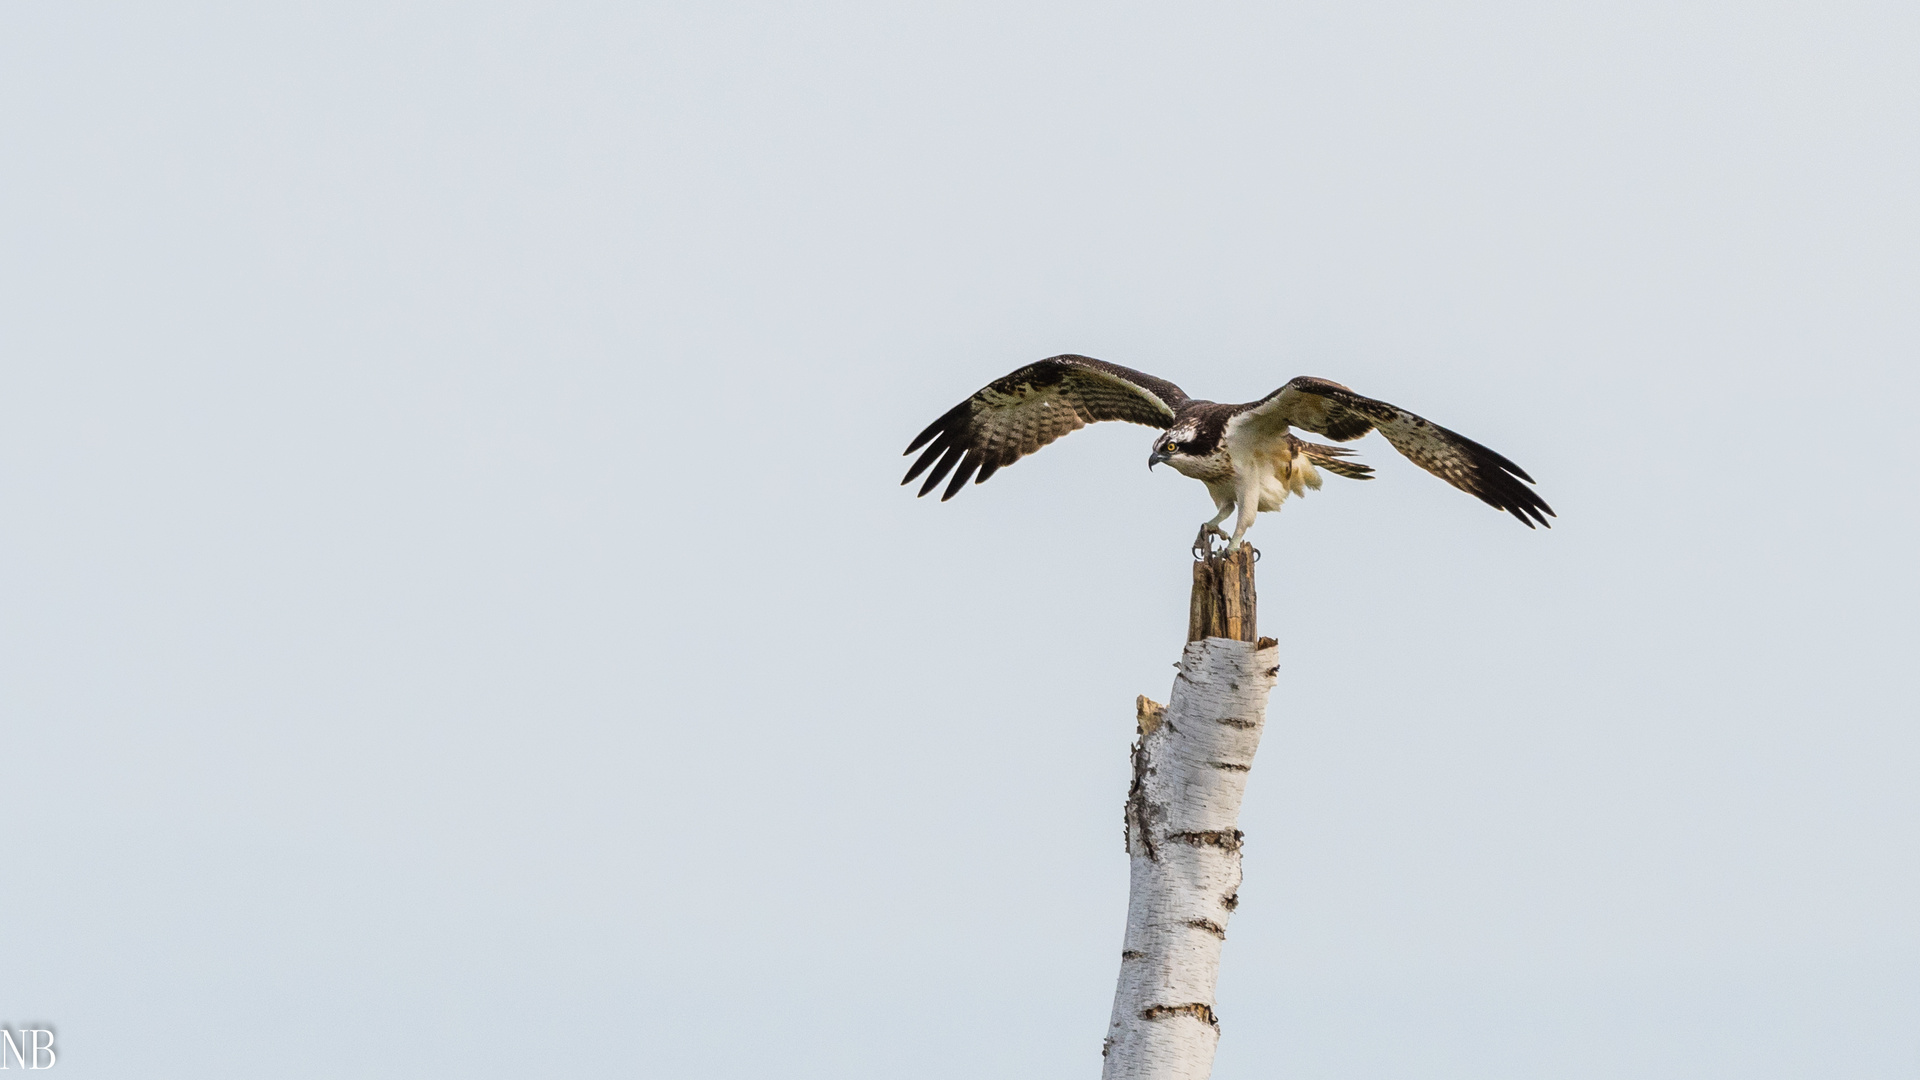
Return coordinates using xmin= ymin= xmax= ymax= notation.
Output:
xmin=1188 ymin=544 xmax=1256 ymax=643
xmin=1103 ymin=543 xmax=1279 ymax=1079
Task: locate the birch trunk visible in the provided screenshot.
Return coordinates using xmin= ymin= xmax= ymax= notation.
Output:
xmin=1102 ymin=546 xmax=1277 ymax=1079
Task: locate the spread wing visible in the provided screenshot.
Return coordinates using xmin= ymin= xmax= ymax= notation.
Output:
xmin=903 ymin=355 xmax=1189 ymax=500
xmin=1230 ymin=376 xmax=1554 ymax=527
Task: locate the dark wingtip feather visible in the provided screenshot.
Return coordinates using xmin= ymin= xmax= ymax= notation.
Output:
xmin=901 ymin=437 xmax=950 ymax=486
xmin=916 ymin=443 xmax=963 ymax=497
xmin=904 ymin=401 xmax=968 ymax=456
xmin=1495 ymin=483 xmax=1553 ymax=529
xmin=940 ymin=452 xmax=982 ymax=501
xmin=1445 ymin=435 xmax=1553 ymax=530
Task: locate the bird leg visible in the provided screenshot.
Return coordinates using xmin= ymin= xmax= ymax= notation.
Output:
xmin=1226 ymin=487 xmax=1259 ymax=553
xmin=1193 ymin=501 xmax=1234 ymax=558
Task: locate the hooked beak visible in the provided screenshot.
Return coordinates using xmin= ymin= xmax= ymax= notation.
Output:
xmin=1148 ymin=448 xmax=1171 ymax=470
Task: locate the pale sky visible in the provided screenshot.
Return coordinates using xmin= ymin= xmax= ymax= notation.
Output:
xmin=2 ymin=2 xmax=1916 ymax=1076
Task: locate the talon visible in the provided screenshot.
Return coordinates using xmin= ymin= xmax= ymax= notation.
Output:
xmin=1192 ymin=523 xmax=1228 ymax=560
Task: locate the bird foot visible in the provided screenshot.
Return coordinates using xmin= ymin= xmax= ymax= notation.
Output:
xmin=1192 ymin=524 xmax=1229 ymax=560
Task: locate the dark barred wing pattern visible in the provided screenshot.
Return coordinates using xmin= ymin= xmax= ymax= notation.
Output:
xmin=1366 ymin=406 xmax=1553 ymax=527
xmin=902 ymin=355 xmax=1188 ymax=500
xmin=1238 ymin=377 xmax=1554 ymax=528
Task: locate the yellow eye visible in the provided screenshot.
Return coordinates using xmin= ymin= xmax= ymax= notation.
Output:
xmin=1165 ymin=441 xmax=1178 ymax=452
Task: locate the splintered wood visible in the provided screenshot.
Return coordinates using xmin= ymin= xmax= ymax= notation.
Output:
xmin=1187 ymin=546 xmax=1256 ymax=643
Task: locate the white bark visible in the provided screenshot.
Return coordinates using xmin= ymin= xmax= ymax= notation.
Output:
xmin=1102 ymin=636 xmax=1279 ymax=1080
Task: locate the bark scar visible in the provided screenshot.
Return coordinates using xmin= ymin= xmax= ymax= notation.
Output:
xmin=1141 ymin=1002 xmax=1219 ymax=1029
xmin=1187 ymin=918 xmax=1226 ymax=939
xmin=1123 ymin=732 xmax=1162 ymax=860
xmin=1166 ymin=829 xmax=1244 ymax=853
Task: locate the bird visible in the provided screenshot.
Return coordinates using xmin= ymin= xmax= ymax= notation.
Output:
xmin=902 ymin=354 xmax=1553 ymax=553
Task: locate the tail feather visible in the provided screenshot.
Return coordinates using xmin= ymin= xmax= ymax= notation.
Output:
xmin=1297 ymin=439 xmax=1374 ymax=480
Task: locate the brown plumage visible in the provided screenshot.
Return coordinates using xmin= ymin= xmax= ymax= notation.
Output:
xmin=903 ymin=356 xmax=1188 ymax=500
xmin=904 ymin=355 xmax=1553 ymax=547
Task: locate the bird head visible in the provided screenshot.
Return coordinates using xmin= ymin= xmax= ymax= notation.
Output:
xmin=1148 ymin=428 xmax=1198 ymax=470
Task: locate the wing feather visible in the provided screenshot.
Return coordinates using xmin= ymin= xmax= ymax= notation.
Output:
xmin=915 ymin=442 xmax=965 ymax=497
xmin=902 ymin=355 xmax=1188 ymax=500
xmin=1231 ymin=377 xmax=1553 ymax=527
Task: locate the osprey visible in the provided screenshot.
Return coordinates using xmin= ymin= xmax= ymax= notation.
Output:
xmin=904 ymin=354 xmax=1553 ymax=551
